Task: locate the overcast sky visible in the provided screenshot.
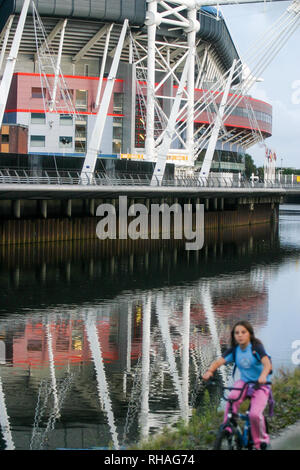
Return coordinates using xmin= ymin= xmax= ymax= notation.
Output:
xmin=220 ymin=1 xmax=300 ymax=169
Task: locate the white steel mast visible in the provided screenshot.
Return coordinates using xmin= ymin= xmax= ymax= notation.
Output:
xmin=80 ymin=19 xmax=129 ymax=182
xmin=146 ymin=0 xmax=294 ymax=184
xmin=199 ymin=59 xmax=237 ymax=178
xmin=0 ymin=0 xmax=294 ymax=179
xmin=0 ymin=0 xmax=30 ymax=128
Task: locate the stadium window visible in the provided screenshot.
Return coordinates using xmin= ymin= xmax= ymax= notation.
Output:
xmin=59 ymin=136 xmax=73 ymax=148
xmin=60 ymin=114 xmax=73 ymax=126
xmin=27 ymin=340 xmax=42 ymax=352
xmin=31 ymin=87 xmax=46 ymax=98
xmin=75 ymin=90 xmax=88 ymax=111
xmin=75 ymin=141 xmax=86 ymax=152
xmin=113 ymin=117 xmax=123 ymax=153
xmin=30 ymin=135 xmax=45 ymax=147
xmin=75 ymin=115 xmax=87 ymax=153
xmin=31 ymin=112 xmax=46 ymax=124
xmin=113 ymin=93 xmax=123 ymax=114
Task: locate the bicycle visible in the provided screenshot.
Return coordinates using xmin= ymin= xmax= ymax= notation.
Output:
xmin=213 ymin=381 xmax=272 ymax=450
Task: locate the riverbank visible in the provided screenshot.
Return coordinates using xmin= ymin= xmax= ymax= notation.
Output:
xmin=131 ymin=367 xmax=300 ymax=450
xmin=271 ymin=421 xmax=300 ymax=450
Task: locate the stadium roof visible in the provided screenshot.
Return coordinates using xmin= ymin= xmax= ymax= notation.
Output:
xmin=0 ymin=1 xmax=239 ymax=73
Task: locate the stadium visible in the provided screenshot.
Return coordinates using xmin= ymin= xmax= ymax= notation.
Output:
xmin=0 ymin=0 xmax=272 ymax=179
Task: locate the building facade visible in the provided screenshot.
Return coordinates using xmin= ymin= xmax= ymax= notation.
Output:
xmin=0 ymin=1 xmax=272 ymax=177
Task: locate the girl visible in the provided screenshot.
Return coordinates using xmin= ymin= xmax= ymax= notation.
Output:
xmin=203 ymin=321 xmax=272 ymax=450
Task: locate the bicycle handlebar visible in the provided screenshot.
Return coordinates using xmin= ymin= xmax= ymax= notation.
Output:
xmin=222 ymin=381 xmax=272 ymax=403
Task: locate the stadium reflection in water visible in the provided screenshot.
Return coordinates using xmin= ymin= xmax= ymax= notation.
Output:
xmin=0 ymin=220 xmax=298 ymax=450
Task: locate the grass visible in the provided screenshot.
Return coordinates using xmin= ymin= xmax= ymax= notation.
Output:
xmin=267 ymin=367 xmax=300 ymax=434
xmin=130 ymin=367 xmax=300 ymax=450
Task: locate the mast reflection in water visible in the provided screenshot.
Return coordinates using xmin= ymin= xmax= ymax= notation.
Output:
xmin=0 ymin=214 xmax=299 ymax=450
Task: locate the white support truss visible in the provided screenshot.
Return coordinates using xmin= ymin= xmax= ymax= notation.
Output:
xmin=34 ymin=18 xmax=67 ymax=62
xmin=49 ymin=19 xmax=67 ymax=112
xmin=199 ymin=59 xmax=237 ymax=178
xmin=151 ymin=48 xmax=192 ymax=185
xmin=0 ymin=0 xmax=30 ymax=128
xmin=245 ymin=98 xmax=266 ymax=149
xmin=143 ymin=1 xmax=200 ymax=169
xmin=95 ymin=23 xmax=114 ymax=108
xmin=191 ymin=0 xmax=300 ymax=172
xmin=81 ymin=19 xmax=129 ymax=181
xmin=0 ymin=15 xmax=14 ymax=73
xmin=142 ymin=0 xmax=296 ymax=183
xmin=186 ymin=7 xmax=198 ymax=161
xmin=145 ymin=0 xmax=158 ymax=161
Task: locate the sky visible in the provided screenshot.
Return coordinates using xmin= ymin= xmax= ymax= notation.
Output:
xmin=220 ymin=1 xmax=300 ymax=169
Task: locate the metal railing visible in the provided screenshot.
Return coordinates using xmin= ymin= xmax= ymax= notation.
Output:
xmin=0 ymin=168 xmax=299 ymax=190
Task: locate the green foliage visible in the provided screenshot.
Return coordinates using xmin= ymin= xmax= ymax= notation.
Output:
xmin=268 ymin=368 xmax=300 ymax=434
xmin=244 ymin=154 xmax=258 ymax=178
xmin=282 ymin=168 xmax=300 ymax=175
xmin=244 ymin=154 xmax=300 ymax=179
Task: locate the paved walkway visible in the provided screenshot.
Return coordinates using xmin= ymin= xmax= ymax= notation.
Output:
xmin=271 ymin=421 xmax=300 ymax=450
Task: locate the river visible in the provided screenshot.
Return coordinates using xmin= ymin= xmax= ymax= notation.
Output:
xmin=0 ymin=204 xmax=299 ymax=450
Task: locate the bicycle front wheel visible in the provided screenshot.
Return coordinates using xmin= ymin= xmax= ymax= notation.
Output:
xmin=213 ymin=428 xmax=242 ymax=450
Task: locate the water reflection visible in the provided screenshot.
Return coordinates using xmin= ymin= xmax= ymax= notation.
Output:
xmin=0 ymin=215 xmax=299 ymax=449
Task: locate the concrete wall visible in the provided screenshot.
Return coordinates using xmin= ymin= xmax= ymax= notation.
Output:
xmin=0 ymin=195 xmax=280 ymax=245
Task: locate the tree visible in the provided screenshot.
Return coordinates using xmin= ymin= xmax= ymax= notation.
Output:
xmin=257 ymin=166 xmax=264 ymax=180
xmin=244 ymin=154 xmax=257 ymax=178
xmin=282 ymin=168 xmax=300 ymax=175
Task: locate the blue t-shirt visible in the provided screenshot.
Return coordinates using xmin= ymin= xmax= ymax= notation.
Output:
xmin=222 ymin=342 xmax=271 ymax=383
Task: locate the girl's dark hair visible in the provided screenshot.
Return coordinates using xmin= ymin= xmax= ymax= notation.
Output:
xmin=230 ymin=321 xmax=262 ymax=348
